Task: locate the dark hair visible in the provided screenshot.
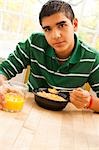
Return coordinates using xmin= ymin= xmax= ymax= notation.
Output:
xmin=39 ymin=0 xmax=75 ymax=26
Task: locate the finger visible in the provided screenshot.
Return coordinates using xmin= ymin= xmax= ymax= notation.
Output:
xmin=0 ymin=99 xmax=6 ymax=110
xmin=70 ymin=91 xmax=90 ymax=105
xmin=4 ymin=85 xmax=24 ymax=96
xmin=72 ymin=88 xmax=89 ymax=98
xmin=0 ymin=93 xmax=4 ymax=101
xmin=70 ymin=90 xmax=91 ymax=108
xmin=0 ymin=86 xmax=7 ymax=94
xmin=11 ymin=88 xmax=24 ymax=97
xmin=70 ymin=95 xmax=84 ymax=109
xmin=70 ymin=93 xmax=82 ymax=102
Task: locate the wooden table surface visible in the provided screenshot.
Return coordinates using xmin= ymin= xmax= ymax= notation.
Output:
xmin=0 ymin=93 xmax=99 ymax=150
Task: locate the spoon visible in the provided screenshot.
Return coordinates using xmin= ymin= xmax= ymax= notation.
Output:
xmin=48 ymin=88 xmax=73 ymax=94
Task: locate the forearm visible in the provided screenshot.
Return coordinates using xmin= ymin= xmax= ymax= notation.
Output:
xmin=89 ymin=95 xmax=99 ymax=113
xmin=0 ymin=74 xmax=7 ymax=85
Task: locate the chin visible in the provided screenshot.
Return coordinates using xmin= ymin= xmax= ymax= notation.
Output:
xmin=55 ymin=47 xmax=67 ymax=53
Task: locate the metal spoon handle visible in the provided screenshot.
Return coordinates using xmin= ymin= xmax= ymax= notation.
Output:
xmin=59 ymin=89 xmax=73 ymax=93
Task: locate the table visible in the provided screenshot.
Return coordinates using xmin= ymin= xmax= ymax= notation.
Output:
xmin=0 ymin=93 xmax=99 ymax=150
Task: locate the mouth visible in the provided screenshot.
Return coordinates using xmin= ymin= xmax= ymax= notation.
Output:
xmin=53 ymin=41 xmax=65 ymax=47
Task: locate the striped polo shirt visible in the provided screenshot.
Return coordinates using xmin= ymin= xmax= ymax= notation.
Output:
xmin=0 ymin=33 xmax=99 ymax=97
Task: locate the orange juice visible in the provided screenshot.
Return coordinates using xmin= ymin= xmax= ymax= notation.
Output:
xmin=4 ymin=92 xmax=24 ymax=112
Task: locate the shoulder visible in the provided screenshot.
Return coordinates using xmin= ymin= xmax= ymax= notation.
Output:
xmin=30 ymin=32 xmax=45 ymax=39
xmin=79 ymin=40 xmax=99 ymax=59
xmin=29 ymin=32 xmax=48 ymax=47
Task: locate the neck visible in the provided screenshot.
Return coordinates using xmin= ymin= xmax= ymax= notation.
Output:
xmin=56 ymin=57 xmax=69 ymax=62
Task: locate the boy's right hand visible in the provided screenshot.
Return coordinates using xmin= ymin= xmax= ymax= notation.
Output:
xmin=0 ymin=82 xmax=24 ymax=110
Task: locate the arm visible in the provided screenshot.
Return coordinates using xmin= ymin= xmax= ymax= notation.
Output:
xmin=0 ymin=36 xmax=31 ymax=109
xmin=0 ymin=38 xmax=31 ymax=80
xmin=70 ymin=51 xmax=99 ymax=112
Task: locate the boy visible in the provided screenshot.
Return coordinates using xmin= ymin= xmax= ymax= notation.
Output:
xmin=0 ymin=0 xmax=99 ymax=112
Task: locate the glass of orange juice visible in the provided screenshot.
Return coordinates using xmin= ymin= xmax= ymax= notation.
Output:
xmin=3 ymin=81 xmax=28 ymax=112
xmin=4 ymin=92 xmax=24 ymax=112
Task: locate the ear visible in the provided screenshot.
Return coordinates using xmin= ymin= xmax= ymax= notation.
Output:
xmin=73 ymin=18 xmax=78 ymax=32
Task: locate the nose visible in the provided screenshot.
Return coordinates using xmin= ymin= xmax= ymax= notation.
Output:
xmin=52 ymin=29 xmax=61 ymax=39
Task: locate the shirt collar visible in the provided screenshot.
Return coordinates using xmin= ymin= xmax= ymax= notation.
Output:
xmin=45 ymin=45 xmax=55 ymax=57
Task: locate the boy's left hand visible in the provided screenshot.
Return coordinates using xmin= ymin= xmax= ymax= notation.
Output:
xmin=69 ymin=87 xmax=91 ymax=109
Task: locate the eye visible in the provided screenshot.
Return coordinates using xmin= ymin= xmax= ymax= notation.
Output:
xmin=44 ymin=28 xmax=51 ymax=32
xmin=58 ymin=23 xmax=66 ymax=28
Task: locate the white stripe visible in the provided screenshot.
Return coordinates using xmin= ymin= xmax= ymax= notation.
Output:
xmin=18 ymin=44 xmax=29 ymax=59
xmin=28 ymin=76 xmax=74 ymax=91
xmin=28 ymin=37 xmax=45 ymax=52
xmin=61 ymin=73 xmax=89 ymax=77
xmin=31 ymin=59 xmax=89 ymax=77
xmin=90 ymin=64 xmax=99 ymax=74
xmin=8 ymin=69 xmax=15 ymax=76
xmin=80 ymin=59 xmax=95 ymax=62
xmin=3 ymin=68 xmax=10 ymax=77
xmin=3 ymin=68 xmax=9 ymax=74
xmin=3 ymin=67 xmax=14 ymax=76
xmin=31 ymin=72 xmax=88 ymax=90
xmin=96 ymin=91 xmax=99 ymax=94
xmin=81 ymin=43 xmax=94 ymax=53
xmin=13 ymin=53 xmax=24 ymax=67
xmin=28 ymin=38 xmax=45 ymax=53
xmin=31 ymin=59 xmax=54 ymax=74
xmin=28 ymin=37 xmax=31 ymax=45
xmin=92 ymin=83 xmax=99 ymax=87
xmin=28 ymin=81 xmax=34 ymax=90
xmin=47 ymin=83 xmax=74 ymax=90
xmin=6 ymin=60 xmax=18 ymax=73
xmin=32 ymin=72 xmax=45 ymax=79
xmin=31 ymin=44 xmax=45 ymax=52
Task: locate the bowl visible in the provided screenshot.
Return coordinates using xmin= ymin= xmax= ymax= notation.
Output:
xmin=33 ymin=88 xmax=70 ymax=111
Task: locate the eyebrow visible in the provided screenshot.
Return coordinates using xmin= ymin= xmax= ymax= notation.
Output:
xmin=56 ymin=21 xmax=66 ymax=26
xmin=42 ymin=21 xmax=67 ymax=30
xmin=42 ymin=26 xmax=50 ymax=30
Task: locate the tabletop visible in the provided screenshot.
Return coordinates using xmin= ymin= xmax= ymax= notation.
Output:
xmin=0 ymin=92 xmax=99 ymax=150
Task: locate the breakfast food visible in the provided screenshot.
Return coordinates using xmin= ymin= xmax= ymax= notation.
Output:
xmin=48 ymin=88 xmax=58 ymax=94
xmin=4 ymin=92 xmax=24 ymax=112
xmin=37 ymin=91 xmax=65 ymax=101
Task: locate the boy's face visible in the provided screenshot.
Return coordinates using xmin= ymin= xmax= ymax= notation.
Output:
xmin=41 ymin=12 xmax=78 ymax=58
